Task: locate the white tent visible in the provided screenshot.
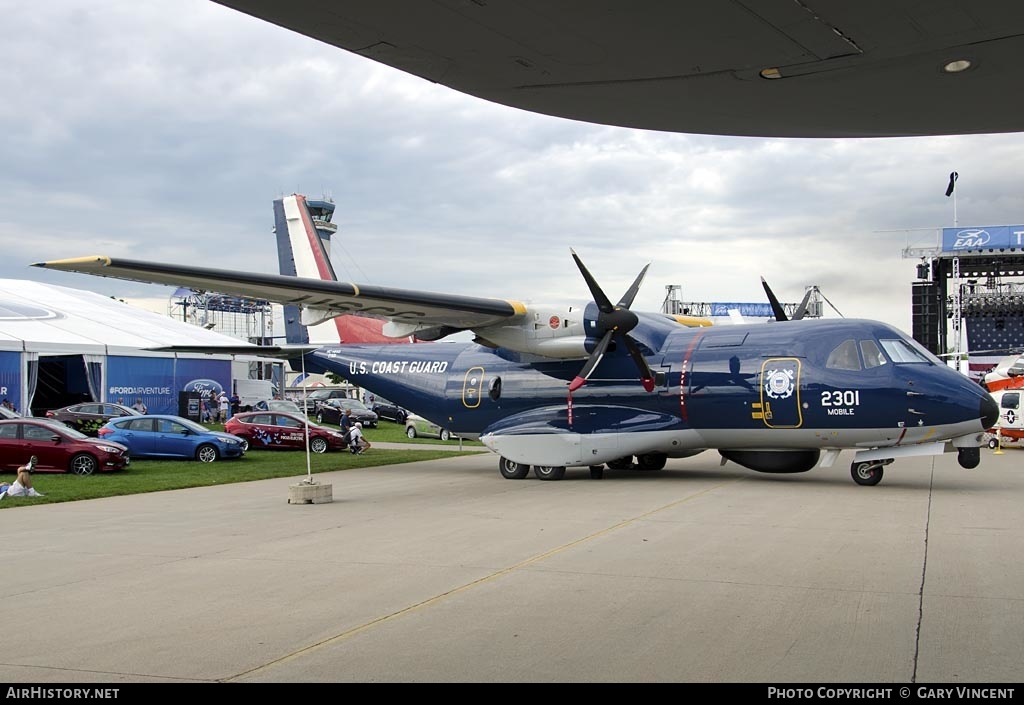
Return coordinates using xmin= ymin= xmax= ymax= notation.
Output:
xmin=0 ymin=279 xmax=269 ymax=416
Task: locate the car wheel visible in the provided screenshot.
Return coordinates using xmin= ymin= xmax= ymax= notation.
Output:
xmin=70 ymin=453 xmax=98 ymax=476
xmin=238 ymin=438 xmax=250 ymax=453
xmin=498 ymin=457 xmax=530 ymax=479
xmin=439 ymin=429 xmax=451 ymax=441
xmin=534 ymin=465 xmax=566 ymax=481
xmin=310 ymin=437 xmax=329 ymax=454
xmin=406 ymin=426 xmax=417 ymax=439
xmin=396 ymin=412 xmax=406 ymax=424
xmin=196 ymin=444 xmax=219 ymax=463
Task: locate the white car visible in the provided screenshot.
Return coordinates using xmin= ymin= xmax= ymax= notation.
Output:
xmin=404 ymin=413 xmax=455 ymax=441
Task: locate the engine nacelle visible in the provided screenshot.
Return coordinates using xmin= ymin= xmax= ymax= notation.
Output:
xmin=719 ymin=449 xmax=820 ymax=474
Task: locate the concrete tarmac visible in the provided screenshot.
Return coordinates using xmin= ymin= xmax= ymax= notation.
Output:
xmin=0 ymin=447 xmax=1021 ymax=683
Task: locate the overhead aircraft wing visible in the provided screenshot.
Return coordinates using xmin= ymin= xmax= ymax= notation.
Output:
xmin=33 ymin=256 xmax=525 ymax=332
xmin=212 ymin=1 xmax=1024 ymax=137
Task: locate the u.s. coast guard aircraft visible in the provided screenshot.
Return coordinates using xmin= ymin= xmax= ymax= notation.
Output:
xmin=34 ymin=253 xmax=998 ymax=485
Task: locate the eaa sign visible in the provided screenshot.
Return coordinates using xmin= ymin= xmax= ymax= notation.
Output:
xmin=942 ymin=225 xmax=1024 ymax=252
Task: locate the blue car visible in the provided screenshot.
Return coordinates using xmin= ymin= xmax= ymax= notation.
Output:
xmin=98 ymin=415 xmax=246 ymax=462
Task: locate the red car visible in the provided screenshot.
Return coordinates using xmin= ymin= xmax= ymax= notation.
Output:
xmin=224 ymin=412 xmax=349 ymax=453
xmin=0 ymin=418 xmax=129 ymax=475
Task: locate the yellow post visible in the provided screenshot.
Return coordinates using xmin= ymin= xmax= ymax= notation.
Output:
xmin=994 ymin=427 xmax=1005 ymax=455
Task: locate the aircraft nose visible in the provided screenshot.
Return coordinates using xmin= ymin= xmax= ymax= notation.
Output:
xmin=981 ymin=394 xmax=999 ymax=429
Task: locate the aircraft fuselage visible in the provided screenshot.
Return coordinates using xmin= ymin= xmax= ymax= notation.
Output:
xmin=306 ymin=318 xmax=997 ymax=472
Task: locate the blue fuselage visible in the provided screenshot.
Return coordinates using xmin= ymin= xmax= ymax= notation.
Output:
xmin=304 ymin=318 xmax=995 ymax=454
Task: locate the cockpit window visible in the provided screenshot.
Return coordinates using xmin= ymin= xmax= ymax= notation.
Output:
xmin=1001 ymin=392 xmax=1019 ymax=410
xmin=860 ymin=340 xmax=887 ymax=369
xmin=879 ymin=339 xmax=932 ymax=364
xmin=826 ymin=339 xmax=862 ymax=371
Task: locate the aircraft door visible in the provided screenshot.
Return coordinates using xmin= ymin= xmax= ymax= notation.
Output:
xmin=1000 ymin=392 xmax=1021 ymax=431
xmin=756 ymin=358 xmax=803 ymax=428
xmin=462 ymin=366 xmax=485 ymax=409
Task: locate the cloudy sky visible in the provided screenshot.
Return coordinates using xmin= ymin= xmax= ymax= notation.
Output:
xmin=4 ymin=1 xmax=1024 ymax=335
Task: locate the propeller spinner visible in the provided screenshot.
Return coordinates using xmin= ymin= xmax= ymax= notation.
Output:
xmin=569 ymin=250 xmax=655 ymax=393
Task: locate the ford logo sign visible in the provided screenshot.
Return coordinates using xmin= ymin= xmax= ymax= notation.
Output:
xmin=183 ymin=379 xmax=224 ymax=398
xmin=953 ymin=229 xmax=991 ymax=248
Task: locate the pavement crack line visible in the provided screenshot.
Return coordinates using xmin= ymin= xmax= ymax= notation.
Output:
xmin=912 ymin=462 xmax=935 ymax=683
xmin=223 ymin=476 xmax=742 ymax=682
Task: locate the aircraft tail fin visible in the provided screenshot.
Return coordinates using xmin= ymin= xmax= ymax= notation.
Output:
xmin=273 ymin=194 xmax=405 ymax=346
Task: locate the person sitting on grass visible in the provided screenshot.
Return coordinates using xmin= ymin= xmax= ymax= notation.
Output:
xmin=0 ymin=461 xmax=44 ymax=500
xmin=348 ymin=422 xmax=371 ymax=455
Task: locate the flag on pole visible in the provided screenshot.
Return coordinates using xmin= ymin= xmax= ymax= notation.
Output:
xmin=945 ymin=171 xmax=958 ymax=197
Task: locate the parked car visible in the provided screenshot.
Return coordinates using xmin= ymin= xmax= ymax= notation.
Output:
xmin=224 ymin=412 xmax=348 ymax=453
xmin=253 ymin=399 xmax=305 ymax=415
xmin=301 ymin=388 xmax=356 ymax=414
xmin=404 ymin=413 xmax=455 ymax=441
xmin=98 ymin=415 xmax=245 ymax=462
xmin=315 ymin=398 xmax=378 ymax=428
xmin=0 ymin=405 xmax=20 ymax=420
xmin=45 ymin=402 xmax=142 ymax=436
xmin=371 ymin=397 xmax=407 ymax=424
xmin=0 ymin=418 xmax=129 ymax=475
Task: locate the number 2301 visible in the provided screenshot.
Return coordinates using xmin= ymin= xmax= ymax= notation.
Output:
xmin=821 ymin=390 xmax=860 ymax=407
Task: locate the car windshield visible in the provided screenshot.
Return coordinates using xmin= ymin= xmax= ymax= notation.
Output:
xmin=174 ymin=417 xmax=212 ymax=434
xmin=39 ymin=419 xmax=89 ymax=439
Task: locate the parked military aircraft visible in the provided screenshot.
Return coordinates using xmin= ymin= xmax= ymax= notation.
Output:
xmin=34 ymin=253 xmax=998 ymax=486
xmin=981 ymin=352 xmax=1024 ymax=447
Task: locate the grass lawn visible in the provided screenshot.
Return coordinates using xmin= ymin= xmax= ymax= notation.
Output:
xmin=0 ymin=417 xmax=486 ymax=509
xmin=0 ymin=447 xmax=476 ymax=509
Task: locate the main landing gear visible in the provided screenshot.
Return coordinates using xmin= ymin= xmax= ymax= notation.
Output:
xmin=497 ymin=453 xmax=669 ymax=481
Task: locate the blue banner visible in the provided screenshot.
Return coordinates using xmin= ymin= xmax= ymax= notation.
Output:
xmin=710 ymin=303 xmax=776 ymax=317
xmin=942 ymin=225 xmax=1024 ymax=252
xmin=0 ymin=351 xmax=20 ymax=413
xmin=107 ymin=356 xmax=230 ymax=415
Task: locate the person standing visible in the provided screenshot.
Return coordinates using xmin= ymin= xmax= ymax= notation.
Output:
xmin=339 ymin=409 xmax=353 ymax=443
xmin=131 ymin=397 xmax=148 ymax=414
xmin=218 ymin=392 xmax=230 ymax=423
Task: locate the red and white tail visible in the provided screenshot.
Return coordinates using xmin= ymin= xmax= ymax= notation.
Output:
xmin=273 ymin=194 xmax=409 ymax=345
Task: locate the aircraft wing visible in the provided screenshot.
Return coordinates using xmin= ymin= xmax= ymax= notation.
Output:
xmin=33 ymin=256 xmax=525 ymax=332
xmin=212 ymin=1 xmax=1024 ymax=138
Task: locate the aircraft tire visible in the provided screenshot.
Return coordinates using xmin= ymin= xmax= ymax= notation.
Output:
xmin=534 ymin=465 xmax=566 ymax=481
xmin=498 ymin=457 xmax=530 ymax=479
xmin=988 ymin=437 xmax=999 ymax=449
xmin=851 ymin=462 xmax=883 ymax=486
xmin=958 ymin=446 xmax=980 ymax=469
xmin=636 ymin=453 xmax=667 ymax=471
xmin=589 ymin=465 xmax=604 ymax=479
xmin=606 ymin=456 xmax=633 ymax=470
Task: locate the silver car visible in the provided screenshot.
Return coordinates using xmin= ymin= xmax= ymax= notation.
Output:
xmin=404 ymin=413 xmax=455 ymax=441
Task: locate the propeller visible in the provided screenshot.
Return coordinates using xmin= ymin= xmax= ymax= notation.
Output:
xmin=568 ymin=250 xmax=655 ymax=394
xmin=760 ymin=277 xmax=813 ymax=322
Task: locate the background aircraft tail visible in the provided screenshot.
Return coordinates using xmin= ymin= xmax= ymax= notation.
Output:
xmin=273 ymin=194 xmax=409 ymax=346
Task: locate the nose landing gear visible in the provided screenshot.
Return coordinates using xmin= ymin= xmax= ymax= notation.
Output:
xmin=850 ymin=458 xmax=893 ymax=486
